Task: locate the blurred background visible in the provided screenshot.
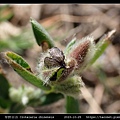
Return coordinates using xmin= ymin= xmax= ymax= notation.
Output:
xmin=0 ymin=4 xmax=120 ymax=113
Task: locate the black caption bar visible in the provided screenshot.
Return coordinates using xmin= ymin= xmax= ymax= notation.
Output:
xmin=0 ymin=114 xmax=120 ymax=120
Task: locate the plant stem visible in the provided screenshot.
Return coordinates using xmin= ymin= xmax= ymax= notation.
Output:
xmin=66 ymin=96 xmax=80 ymax=113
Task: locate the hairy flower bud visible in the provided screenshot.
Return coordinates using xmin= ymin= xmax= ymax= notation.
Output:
xmin=67 ymin=35 xmax=95 ymax=73
xmin=36 ymin=46 xmax=85 ymax=98
xmin=36 ymin=47 xmax=76 ymax=85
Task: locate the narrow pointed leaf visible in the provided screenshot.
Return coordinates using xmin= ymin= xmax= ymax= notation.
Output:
xmin=4 ymin=51 xmax=51 ymax=91
xmin=89 ymin=30 xmax=116 ymax=66
xmin=30 ymin=18 xmax=54 ymax=50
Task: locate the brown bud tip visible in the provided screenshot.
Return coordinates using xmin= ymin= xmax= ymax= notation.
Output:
xmin=70 ymin=40 xmax=90 ymax=68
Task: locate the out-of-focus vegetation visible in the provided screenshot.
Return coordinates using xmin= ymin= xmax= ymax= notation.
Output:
xmin=0 ymin=5 xmax=13 ymax=22
xmin=0 ymin=30 xmax=34 ymax=54
xmin=0 ymin=4 xmax=120 ymax=113
xmin=0 ymin=5 xmax=34 ymax=54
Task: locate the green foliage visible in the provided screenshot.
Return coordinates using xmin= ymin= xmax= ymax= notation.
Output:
xmin=0 ymin=66 xmax=11 ymax=110
xmin=0 ymin=30 xmax=34 ymax=54
xmin=41 ymin=93 xmax=64 ymax=106
xmin=1 ymin=18 xmax=116 ymax=113
xmin=0 ymin=72 xmax=10 ymax=99
xmin=88 ymin=31 xmax=115 ymax=66
xmin=30 ymin=18 xmax=54 ymax=50
xmin=66 ymin=96 xmax=79 ymax=113
xmin=5 ymin=51 xmax=51 ymax=91
xmin=0 ymin=5 xmax=13 ymax=22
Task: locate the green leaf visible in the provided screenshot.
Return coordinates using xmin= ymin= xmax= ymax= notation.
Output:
xmin=6 ymin=51 xmax=32 ymax=72
xmin=4 ymin=51 xmax=51 ymax=91
xmin=89 ymin=30 xmax=116 ymax=66
xmin=66 ymin=96 xmax=80 ymax=113
xmin=64 ymin=37 xmax=76 ymax=55
xmin=30 ymin=18 xmax=54 ymax=50
xmin=0 ymin=66 xmax=10 ymax=99
xmin=0 ymin=97 xmax=11 ymax=109
xmin=9 ymin=102 xmax=25 ymax=113
xmin=41 ymin=93 xmax=64 ymax=106
xmin=49 ymin=67 xmax=65 ymax=81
